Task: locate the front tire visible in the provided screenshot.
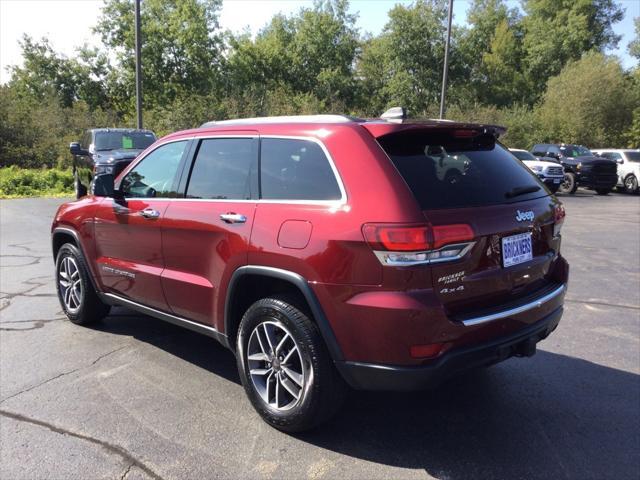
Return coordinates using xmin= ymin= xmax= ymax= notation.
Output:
xmin=624 ymin=175 xmax=638 ymax=194
xmin=236 ymin=296 xmax=346 ymax=432
xmin=55 ymin=243 xmax=110 ymax=325
xmin=559 ymin=172 xmax=578 ymax=194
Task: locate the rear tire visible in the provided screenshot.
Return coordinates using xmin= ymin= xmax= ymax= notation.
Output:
xmin=595 ymin=188 xmax=611 ymax=195
xmin=624 ymin=175 xmax=638 ymax=194
xmin=55 ymin=243 xmax=110 ymax=325
xmin=236 ymin=296 xmax=347 ymax=432
xmin=559 ymin=172 xmax=577 ymax=194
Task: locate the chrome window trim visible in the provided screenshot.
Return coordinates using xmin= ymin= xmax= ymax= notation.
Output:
xmin=373 ymin=242 xmax=476 ymax=267
xmin=119 ymin=134 xmax=347 ymax=207
xmin=461 ymin=284 xmax=566 ymax=327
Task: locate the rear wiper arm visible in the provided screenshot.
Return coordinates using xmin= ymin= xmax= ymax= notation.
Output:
xmin=505 ymin=185 xmax=541 ymax=198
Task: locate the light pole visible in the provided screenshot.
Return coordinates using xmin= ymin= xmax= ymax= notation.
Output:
xmin=439 ymin=0 xmax=454 ymax=119
xmin=135 ymin=0 xmax=143 ymax=129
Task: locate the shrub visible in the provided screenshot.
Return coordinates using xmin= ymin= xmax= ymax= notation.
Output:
xmin=0 ymin=166 xmax=73 ymax=198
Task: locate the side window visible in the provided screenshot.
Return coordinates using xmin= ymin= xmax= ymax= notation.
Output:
xmin=260 ymin=138 xmax=342 ymax=201
xmin=121 ymin=141 xmax=187 ymax=198
xmin=185 ymin=138 xmax=256 ymax=200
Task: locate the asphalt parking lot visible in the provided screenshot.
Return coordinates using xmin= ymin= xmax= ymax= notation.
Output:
xmin=1 ymin=192 xmax=639 ymax=480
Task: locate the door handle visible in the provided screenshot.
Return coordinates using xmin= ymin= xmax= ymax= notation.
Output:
xmin=220 ymin=213 xmax=247 ymax=224
xmin=140 ymin=208 xmax=160 ymax=219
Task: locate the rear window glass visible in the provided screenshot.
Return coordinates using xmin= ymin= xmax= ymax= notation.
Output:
xmin=260 ymin=138 xmax=342 ymax=201
xmin=95 ymin=131 xmax=156 ymax=151
xmin=378 ymin=131 xmax=546 ymax=210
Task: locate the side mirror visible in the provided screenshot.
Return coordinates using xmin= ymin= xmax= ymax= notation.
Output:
xmin=617 ymin=158 xmax=624 ymax=164
xmin=92 ymin=173 xmax=121 ymax=198
xmin=69 ymin=142 xmax=83 ymax=155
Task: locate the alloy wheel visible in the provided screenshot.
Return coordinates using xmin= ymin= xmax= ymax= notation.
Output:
xmin=58 ymin=256 xmax=83 ymax=313
xmin=625 ymin=176 xmax=637 ymax=193
xmin=246 ymin=320 xmax=307 ymax=411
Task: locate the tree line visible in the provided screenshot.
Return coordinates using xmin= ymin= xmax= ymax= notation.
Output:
xmin=1 ymin=0 xmax=638 ymax=168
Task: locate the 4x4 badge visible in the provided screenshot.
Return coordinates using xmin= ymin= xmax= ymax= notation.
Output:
xmin=515 ymin=210 xmax=535 ymax=222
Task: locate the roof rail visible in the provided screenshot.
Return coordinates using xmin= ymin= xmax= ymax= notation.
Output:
xmin=200 ymin=114 xmax=360 ymax=128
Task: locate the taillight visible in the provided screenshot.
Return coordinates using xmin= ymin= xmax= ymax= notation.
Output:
xmin=363 ymin=223 xmax=475 ymax=266
xmin=553 ymin=204 xmax=565 ymax=237
xmin=432 ymin=224 xmax=474 ymax=249
xmin=362 ymin=224 xmax=430 ymax=251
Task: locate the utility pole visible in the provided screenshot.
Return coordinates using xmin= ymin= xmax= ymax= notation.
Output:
xmin=135 ymin=0 xmax=143 ymax=129
xmin=439 ymin=0 xmax=454 ymax=119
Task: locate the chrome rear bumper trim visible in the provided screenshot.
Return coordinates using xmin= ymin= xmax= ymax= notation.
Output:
xmin=462 ymin=284 xmax=566 ymax=327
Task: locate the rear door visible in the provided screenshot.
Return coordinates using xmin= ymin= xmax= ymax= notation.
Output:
xmin=377 ymin=129 xmax=563 ymax=317
xmin=93 ymin=139 xmax=190 ymax=311
xmin=161 ymin=134 xmax=258 ymax=328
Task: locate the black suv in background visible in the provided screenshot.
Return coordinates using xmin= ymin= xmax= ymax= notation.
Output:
xmin=70 ymin=128 xmax=156 ymax=198
xmin=531 ymin=143 xmax=618 ymax=195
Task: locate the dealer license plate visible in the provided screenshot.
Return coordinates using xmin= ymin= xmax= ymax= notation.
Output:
xmin=502 ymin=232 xmax=533 ymax=268
xmin=553 ymin=178 xmax=561 ymax=184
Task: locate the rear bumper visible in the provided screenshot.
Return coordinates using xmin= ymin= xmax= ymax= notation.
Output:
xmin=336 ymin=305 xmax=563 ymax=391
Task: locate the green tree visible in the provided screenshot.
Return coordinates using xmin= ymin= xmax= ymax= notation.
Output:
xmin=8 ymin=36 xmax=110 ymax=110
xmin=456 ymin=0 xmax=523 ymax=105
xmin=479 ymin=19 xmax=527 ymax=106
xmin=522 ymin=0 xmax=624 ymax=99
xmin=629 ymin=17 xmax=640 ymax=61
xmin=226 ymin=0 xmax=359 ymax=115
xmin=357 ymin=0 xmax=453 ymax=116
xmin=536 ymin=52 xmax=636 ymax=147
xmin=94 ymin=0 xmax=224 ymax=110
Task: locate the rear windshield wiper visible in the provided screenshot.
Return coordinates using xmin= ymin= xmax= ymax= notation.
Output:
xmin=505 ymin=185 xmax=541 ymax=198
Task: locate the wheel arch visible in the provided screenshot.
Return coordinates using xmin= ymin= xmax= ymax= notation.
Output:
xmin=224 ymin=266 xmax=344 ymax=361
xmin=52 ymin=227 xmax=100 ymax=293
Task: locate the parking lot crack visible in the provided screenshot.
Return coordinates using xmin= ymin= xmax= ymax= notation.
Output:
xmin=0 ymin=345 xmax=129 ymax=404
xmin=120 ymin=462 xmax=134 ymax=480
xmin=564 ymin=298 xmax=640 ymax=311
xmin=0 ymin=409 xmax=164 ymax=480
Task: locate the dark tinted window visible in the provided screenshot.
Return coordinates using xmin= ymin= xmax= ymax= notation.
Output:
xmin=625 ymin=151 xmax=640 ymax=162
xmin=511 ymin=150 xmax=536 ymax=161
xmin=95 ymin=131 xmax=156 ymax=151
xmin=121 ymin=141 xmax=186 ymax=198
xmin=186 ymin=138 xmax=256 ymax=200
xmin=378 ymin=131 xmax=545 ymax=210
xmin=260 ymin=138 xmax=341 ymax=200
xmin=531 ymin=144 xmax=548 ymax=156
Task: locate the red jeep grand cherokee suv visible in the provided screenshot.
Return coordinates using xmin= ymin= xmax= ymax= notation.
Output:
xmin=51 ymin=114 xmax=568 ymax=432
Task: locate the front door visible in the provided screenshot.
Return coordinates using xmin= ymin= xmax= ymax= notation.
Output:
xmin=161 ymin=136 xmax=258 ymax=328
xmin=93 ymin=140 xmax=190 ymax=310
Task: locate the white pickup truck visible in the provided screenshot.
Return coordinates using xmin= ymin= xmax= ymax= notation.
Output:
xmin=509 ymin=149 xmax=565 ymax=193
xmin=591 ymin=149 xmax=640 ymax=194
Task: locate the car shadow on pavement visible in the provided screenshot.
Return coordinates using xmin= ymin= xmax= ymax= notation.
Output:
xmin=93 ymin=309 xmax=638 ymax=480
xmin=302 ymin=352 xmax=640 ymax=480
xmin=91 ymin=307 xmax=241 ymax=385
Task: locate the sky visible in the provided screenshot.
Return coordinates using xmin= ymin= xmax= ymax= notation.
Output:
xmin=0 ymin=0 xmax=638 ymax=84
